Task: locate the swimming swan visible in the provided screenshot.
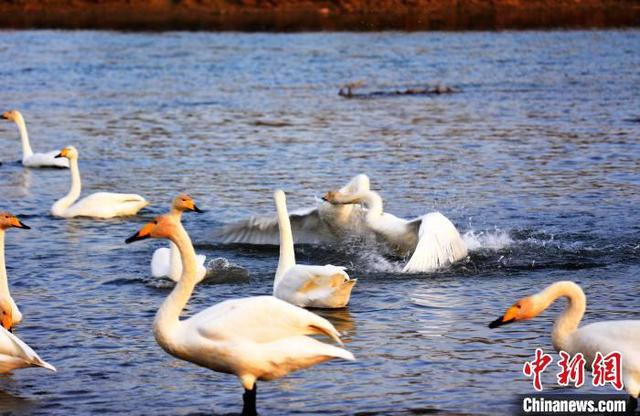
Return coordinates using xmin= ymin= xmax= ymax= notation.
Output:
xmin=151 ymin=194 xmax=207 ymax=283
xmin=323 ymin=189 xmax=467 ymax=273
xmin=490 ymin=281 xmax=640 ymax=405
xmin=0 ymin=297 xmax=56 ymax=373
xmin=52 ymin=146 xmax=149 ymax=218
xmin=125 ymin=211 xmax=354 ymax=416
xmin=216 ymin=174 xmax=371 ymax=245
xmin=1 ymin=110 xmax=69 ymax=168
xmin=273 ymin=190 xmax=356 ymax=308
xmin=0 ymin=212 xmax=30 ymax=326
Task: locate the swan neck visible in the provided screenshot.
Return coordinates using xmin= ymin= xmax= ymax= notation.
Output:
xmin=360 ymin=191 xmax=384 ymax=223
xmin=15 ymin=115 xmax=34 ymax=159
xmin=0 ymin=231 xmax=8 ymax=297
xmin=154 ymin=223 xmax=197 ymax=345
xmin=275 ymin=194 xmax=295 ymax=285
xmin=53 ymin=157 xmax=81 ymax=215
xmin=538 ymin=282 xmax=586 ymax=351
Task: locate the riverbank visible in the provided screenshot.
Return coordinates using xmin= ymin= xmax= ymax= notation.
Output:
xmin=1 ymin=0 xmax=639 ymax=30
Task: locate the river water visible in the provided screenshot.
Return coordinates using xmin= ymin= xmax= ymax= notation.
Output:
xmin=0 ymin=30 xmax=639 ymax=415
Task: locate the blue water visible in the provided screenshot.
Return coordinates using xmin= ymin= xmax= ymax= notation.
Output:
xmin=0 ymin=30 xmax=639 ymax=415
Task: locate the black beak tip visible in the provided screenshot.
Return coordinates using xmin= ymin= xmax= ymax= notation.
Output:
xmin=18 ymin=221 xmax=30 ymax=230
xmin=193 ymin=205 xmax=204 ymax=213
xmin=125 ymin=234 xmax=142 ymax=244
xmin=488 ymin=317 xmax=514 ymax=329
xmin=54 ymin=153 xmax=63 ymax=158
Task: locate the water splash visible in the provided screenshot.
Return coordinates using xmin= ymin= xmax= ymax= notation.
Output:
xmin=463 ymin=229 xmax=514 ymax=251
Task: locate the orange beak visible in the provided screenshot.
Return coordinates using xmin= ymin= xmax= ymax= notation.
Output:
xmin=125 ymin=221 xmax=155 ymax=244
xmin=9 ymin=216 xmax=30 ymax=229
xmin=55 ymin=148 xmax=68 ymax=159
xmin=489 ymin=305 xmax=520 ymax=328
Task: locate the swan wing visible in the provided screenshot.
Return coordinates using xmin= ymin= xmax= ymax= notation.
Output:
xmin=573 ymin=321 xmax=640 ymax=364
xmin=191 ymin=296 xmax=343 ymax=345
xmin=339 ymin=174 xmax=370 ymax=194
xmin=215 ymin=206 xmax=333 ymax=245
xmin=23 ymin=151 xmax=69 ymax=168
xmin=402 ymin=212 xmax=468 ymax=273
xmin=275 ymin=265 xmax=355 ymax=308
xmin=0 ymin=327 xmax=56 ymax=373
xmin=151 ymin=247 xmax=171 ymax=278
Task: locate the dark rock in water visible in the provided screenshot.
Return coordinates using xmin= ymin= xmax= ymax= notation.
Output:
xmin=203 ymin=257 xmax=250 ymax=283
xmin=339 ymin=84 xmax=457 ymax=99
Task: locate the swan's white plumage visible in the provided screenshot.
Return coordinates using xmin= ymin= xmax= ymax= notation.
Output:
xmin=127 ymin=212 xmax=354 ymax=404
xmin=216 ymin=174 xmax=371 ymax=245
xmin=151 ymin=245 xmax=207 ymax=283
xmin=491 ymin=281 xmax=640 ymax=398
xmin=51 ymin=146 xmax=148 ymax=218
xmin=403 ymin=212 xmax=469 ymax=273
xmin=273 ymin=190 xmax=356 ymax=309
xmin=0 ymin=326 xmax=56 ymax=373
xmin=1 ymin=110 xmax=69 ymax=168
xmin=325 ymin=189 xmax=467 ymax=273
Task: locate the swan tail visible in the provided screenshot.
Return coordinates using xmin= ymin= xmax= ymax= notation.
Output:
xmin=403 ymin=212 xmax=468 ymax=273
xmin=35 ymin=359 xmax=57 ymax=372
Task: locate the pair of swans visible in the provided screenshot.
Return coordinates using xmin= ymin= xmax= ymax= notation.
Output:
xmin=218 ymin=174 xmax=467 ymax=273
xmin=273 ymin=190 xmax=356 ymax=308
xmin=126 ymin=202 xmax=354 ymax=416
xmin=0 ymin=213 xmax=56 ymax=374
xmin=491 ymin=281 xmax=640 ymax=404
xmin=51 ymin=146 xmax=148 ymax=218
xmin=217 ymin=174 xmax=371 ymax=245
xmin=322 ymin=188 xmax=468 ymax=273
xmin=151 ymin=194 xmax=207 ymax=283
xmin=1 ymin=110 xmax=69 ymax=168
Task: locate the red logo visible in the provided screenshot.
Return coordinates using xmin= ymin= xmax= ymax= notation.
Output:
xmin=557 ymin=351 xmax=586 ymax=388
xmin=592 ymin=351 xmax=624 ymax=391
xmin=523 ymin=348 xmax=553 ymax=391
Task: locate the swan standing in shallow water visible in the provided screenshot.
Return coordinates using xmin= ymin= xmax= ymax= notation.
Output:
xmin=0 ymin=212 xmax=30 ymax=327
xmin=490 ymin=281 xmax=640 ymax=407
xmin=1 ymin=110 xmax=69 ymax=168
xmin=322 ymin=189 xmax=468 ymax=273
xmin=151 ymin=194 xmax=207 ymax=283
xmin=273 ymin=190 xmax=356 ymax=308
xmin=0 ymin=297 xmax=56 ymax=373
xmin=126 ymin=211 xmax=354 ymax=416
xmin=216 ymin=174 xmax=371 ymax=245
xmin=52 ymin=146 xmax=149 ymax=218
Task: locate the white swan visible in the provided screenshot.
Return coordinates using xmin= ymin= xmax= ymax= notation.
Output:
xmin=52 ymin=146 xmax=149 ymax=218
xmin=0 ymin=212 xmax=30 ymax=326
xmin=125 ymin=212 xmax=354 ymax=416
xmin=323 ymin=189 xmax=467 ymax=273
xmin=1 ymin=110 xmax=69 ymax=168
xmin=0 ymin=297 xmax=56 ymax=373
xmin=273 ymin=190 xmax=356 ymax=308
xmin=151 ymin=194 xmax=207 ymax=283
xmin=490 ymin=281 xmax=640 ymax=403
xmin=216 ymin=174 xmax=371 ymax=245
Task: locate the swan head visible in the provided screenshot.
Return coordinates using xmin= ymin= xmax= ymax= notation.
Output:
xmin=0 ymin=212 xmax=30 ymax=231
xmin=489 ymin=296 xmax=539 ymax=328
xmin=125 ymin=214 xmax=177 ymax=244
xmin=0 ymin=297 xmax=13 ymax=332
xmin=173 ymin=194 xmax=203 ymax=213
xmin=55 ymin=146 xmax=79 ymax=160
xmin=1 ymin=110 xmax=23 ymax=123
xmin=322 ymin=191 xmax=355 ymax=205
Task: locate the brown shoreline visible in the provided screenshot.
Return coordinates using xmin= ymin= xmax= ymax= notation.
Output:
xmin=0 ymin=0 xmax=639 ymax=31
